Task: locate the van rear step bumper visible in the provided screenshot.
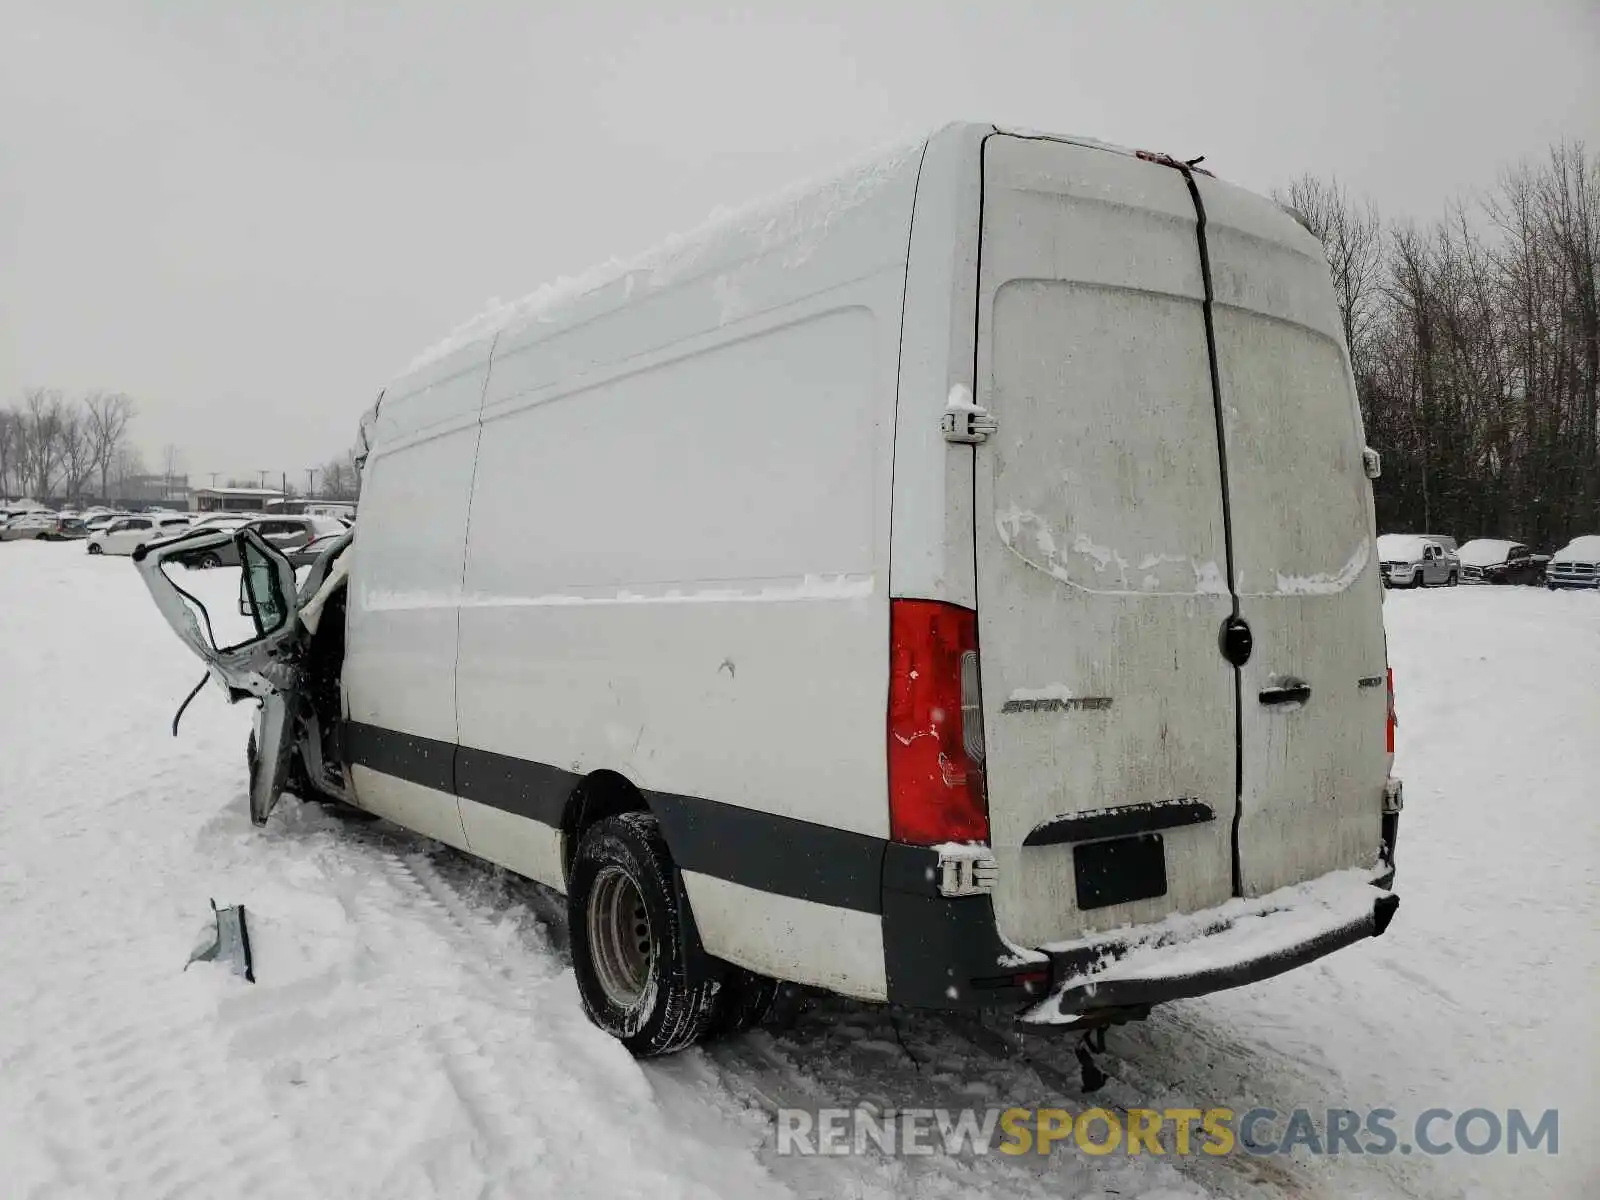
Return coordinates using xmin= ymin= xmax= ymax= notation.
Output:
xmin=1017 ymin=869 xmax=1399 ymax=1027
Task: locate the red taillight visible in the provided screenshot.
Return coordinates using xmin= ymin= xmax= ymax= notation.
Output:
xmin=888 ymin=599 xmax=989 ymax=845
xmin=1386 ymin=667 xmax=1397 ymax=754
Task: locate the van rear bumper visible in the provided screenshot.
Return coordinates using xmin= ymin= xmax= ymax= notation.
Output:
xmin=881 ymin=847 xmax=1398 ymax=1023
xmin=1018 ymin=868 xmax=1398 ymax=1027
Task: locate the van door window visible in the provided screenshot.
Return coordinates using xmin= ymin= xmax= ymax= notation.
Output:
xmin=241 ymin=539 xmax=291 ymax=640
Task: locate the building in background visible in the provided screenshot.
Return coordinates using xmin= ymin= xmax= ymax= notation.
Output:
xmin=190 ymin=486 xmax=284 ymax=513
xmin=116 ymin=474 xmax=192 ymax=511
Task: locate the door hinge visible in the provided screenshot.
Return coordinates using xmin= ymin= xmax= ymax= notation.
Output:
xmin=942 ymin=401 xmax=998 ymax=444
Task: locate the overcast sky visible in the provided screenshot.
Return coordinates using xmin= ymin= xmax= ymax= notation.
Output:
xmin=2 ymin=0 xmax=1596 ymax=483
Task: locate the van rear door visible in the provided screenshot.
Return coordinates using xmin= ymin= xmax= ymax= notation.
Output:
xmin=1195 ymin=175 xmax=1387 ymax=895
xmin=971 ymin=136 xmax=1238 ymax=949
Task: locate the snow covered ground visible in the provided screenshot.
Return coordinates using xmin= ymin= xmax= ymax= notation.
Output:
xmin=1 ymin=540 xmax=1595 ymax=1199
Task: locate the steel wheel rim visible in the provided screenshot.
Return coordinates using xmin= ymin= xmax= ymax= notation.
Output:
xmin=587 ymin=864 xmax=653 ymax=1008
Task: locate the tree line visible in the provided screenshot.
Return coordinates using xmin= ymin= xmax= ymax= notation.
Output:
xmin=1 ymin=386 xmax=362 ymax=505
xmin=1281 ymin=142 xmax=1598 ymax=548
xmin=0 ymin=390 xmax=136 ymax=504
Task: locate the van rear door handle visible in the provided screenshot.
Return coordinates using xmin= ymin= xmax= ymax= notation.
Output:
xmin=1259 ymin=683 xmax=1312 ymax=706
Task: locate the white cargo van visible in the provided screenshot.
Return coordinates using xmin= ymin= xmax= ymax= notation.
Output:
xmin=137 ymin=123 xmax=1402 ymax=1057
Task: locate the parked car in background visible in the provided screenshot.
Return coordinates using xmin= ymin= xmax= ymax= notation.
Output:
xmin=86 ymin=513 xmax=192 ymax=556
xmin=1546 ymin=536 xmax=1600 ymax=590
xmin=285 ymin=530 xmax=349 ymax=569
xmin=0 ymin=502 xmax=49 ymax=524
xmin=1377 ymin=534 xmax=1458 ymax=588
xmin=1 ymin=513 xmax=61 ymax=541
xmin=52 ymin=517 xmax=89 ymax=540
xmin=1457 ymin=539 xmax=1546 ymax=585
xmin=1419 ymin=534 xmax=1458 ymax=558
xmin=82 ymin=512 xmax=128 ymax=534
xmin=173 ymin=515 xmax=346 ymax=569
xmin=190 ymin=514 xmax=256 ymax=534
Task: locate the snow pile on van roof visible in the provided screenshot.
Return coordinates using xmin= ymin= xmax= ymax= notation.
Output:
xmin=1376 ymin=534 xmax=1427 ymax=561
xmin=1457 ymin=538 xmax=1521 ymax=566
xmin=402 ymin=134 xmax=928 ymax=376
xmin=1553 ymin=535 xmax=1600 ymax=561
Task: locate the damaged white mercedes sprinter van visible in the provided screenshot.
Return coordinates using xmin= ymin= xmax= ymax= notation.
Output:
xmin=137 ymin=122 xmax=1402 ymax=1058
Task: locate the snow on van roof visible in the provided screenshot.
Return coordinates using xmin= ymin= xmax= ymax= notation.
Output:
xmin=401 ymin=132 xmax=933 ymax=376
xmin=1554 ymin=535 xmax=1600 ymax=561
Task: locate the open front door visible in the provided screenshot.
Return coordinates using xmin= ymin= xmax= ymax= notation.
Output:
xmin=134 ymin=528 xmax=306 ymax=825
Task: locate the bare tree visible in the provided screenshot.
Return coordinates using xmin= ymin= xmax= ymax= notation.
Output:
xmin=1278 ymin=175 xmax=1384 ymax=371
xmin=84 ymin=392 xmax=136 ymax=501
xmin=1295 ymin=142 xmax=1600 ymax=546
xmin=113 ymin=445 xmax=147 ymax=495
xmin=17 ymin=389 xmax=67 ymax=500
xmin=58 ymin=408 xmax=96 ymax=503
xmin=0 ymin=409 xmax=16 ymax=498
xmin=317 ymin=448 xmax=362 ymax=500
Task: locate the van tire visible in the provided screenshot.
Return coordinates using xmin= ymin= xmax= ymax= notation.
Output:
xmin=569 ymin=812 xmax=719 ymax=1056
xmin=703 ymin=967 xmax=781 ymax=1039
xmin=1410 ymin=570 xmax=1423 ymax=588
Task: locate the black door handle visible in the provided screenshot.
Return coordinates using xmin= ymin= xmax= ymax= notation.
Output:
xmin=1259 ymin=683 xmax=1312 ymax=706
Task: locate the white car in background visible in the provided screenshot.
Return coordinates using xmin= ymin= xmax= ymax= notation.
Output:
xmin=1 ymin=513 xmax=62 ymax=541
xmin=1376 ymin=534 xmax=1459 ymax=588
xmin=86 ymin=513 xmax=192 ymax=556
xmin=1546 ymin=535 xmax=1600 ymax=590
xmin=82 ymin=512 xmax=128 ymax=534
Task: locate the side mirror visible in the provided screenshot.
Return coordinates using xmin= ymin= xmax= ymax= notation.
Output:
xmin=1363 ymin=447 xmax=1382 ymax=479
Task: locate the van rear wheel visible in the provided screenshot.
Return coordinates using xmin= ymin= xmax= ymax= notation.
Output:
xmin=569 ymin=813 xmax=718 ymax=1056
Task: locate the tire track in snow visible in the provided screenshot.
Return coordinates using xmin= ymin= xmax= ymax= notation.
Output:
xmin=27 ymin=999 xmax=319 ymax=1200
xmin=356 ymin=850 xmax=562 ymax=1199
xmin=691 ymin=998 xmax=1350 ymax=1200
xmin=690 ymin=1009 xmax=1216 ymax=1200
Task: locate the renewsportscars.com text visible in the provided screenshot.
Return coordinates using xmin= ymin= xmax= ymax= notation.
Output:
xmin=775 ymin=1106 xmax=1559 ymax=1158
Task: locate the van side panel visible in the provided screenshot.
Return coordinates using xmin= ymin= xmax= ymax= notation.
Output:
xmin=458 ymin=305 xmax=886 ymax=833
xmin=447 ymin=153 xmax=922 ymax=987
xmin=343 ymin=344 xmax=490 ymax=843
xmin=681 ymin=872 xmax=887 ymax=999
xmin=890 ymin=123 xmax=987 ymax=607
